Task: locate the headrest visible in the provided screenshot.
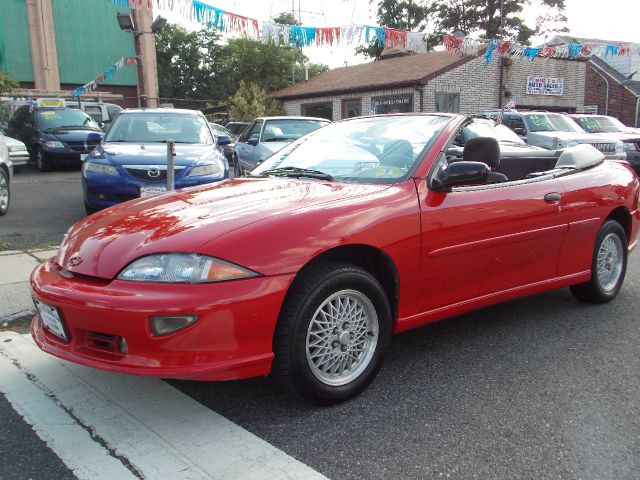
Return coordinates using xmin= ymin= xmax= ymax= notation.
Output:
xmin=463 ymin=137 xmax=501 ymax=168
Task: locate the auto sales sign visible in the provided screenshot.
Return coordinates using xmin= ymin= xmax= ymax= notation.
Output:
xmin=526 ymin=76 xmax=564 ymax=96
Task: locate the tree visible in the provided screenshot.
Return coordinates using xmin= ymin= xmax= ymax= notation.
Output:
xmin=228 ymin=81 xmax=284 ymax=121
xmin=155 ymin=24 xmax=227 ymax=104
xmin=272 ymin=12 xmax=301 ymax=25
xmin=220 ymin=38 xmax=328 ymax=93
xmin=357 ymin=0 xmax=438 ymax=59
xmin=435 ymin=0 xmax=567 ymax=43
xmin=0 ymin=71 xmax=18 ymax=94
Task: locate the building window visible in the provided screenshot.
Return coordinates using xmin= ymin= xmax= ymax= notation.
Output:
xmin=341 ymin=98 xmax=362 ymax=119
xmin=371 ymin=94 xmax=413 ymax=114
xmin=302 ymin=102 xmax=333 ymax=120
xmin=435 ymin=93 xmax=460 ymax=113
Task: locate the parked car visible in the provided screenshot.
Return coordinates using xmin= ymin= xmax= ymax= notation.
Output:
xmin=501 ymin=111 xmax=625 ymax=160
xmin=68 ymin=102 xmax=123 ymax=128
xmin=82 ymin=108 xmax=229 ymax=214
xmin=234 ymin=116 xmax=331 ymax=176
xmin=31 ymin=114 xmax=639 ymax=404
xmin=208 ymin=122 xmax=235 ymax=163
xmin=568 ymin=114 xmax=640 ymax=173
xmin=0 ymin=127 xmax=29 ymax=172
xmin=0 ymin=132 xmax=10 ymax=215
xmin=7 ymin=106 xmax=104 ymax=171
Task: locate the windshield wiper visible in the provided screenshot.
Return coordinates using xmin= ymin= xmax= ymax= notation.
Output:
xmin=264 ymin=137 xmax=296 ymax=142
xmin=258 ymin=166 xmax=333 ymax=181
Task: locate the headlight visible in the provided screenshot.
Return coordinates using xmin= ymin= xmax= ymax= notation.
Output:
xmin=43 ymin=140 xmax=64 ymax=149
xmin=187 ymin=162 xmax=224 ymax=177
xmin=83 ymin=162 xmax=119 ymax=176
xmin=615 ymin=141 xmax=624 ymax=155
xmin=8 ymin=145 xmax=26 ymax=152
xmin=117 ymin=253 xmax=260 ymax=283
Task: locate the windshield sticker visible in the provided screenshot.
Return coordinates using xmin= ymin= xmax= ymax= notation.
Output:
xmin=578 ymin=117 xmax=600 ymax=132
xmin=528 ymin=115 xmax=552 ymax=129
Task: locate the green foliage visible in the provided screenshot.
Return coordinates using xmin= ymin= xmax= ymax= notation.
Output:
xmin=228 ymin=81 xmax=284 ymax=121
xmin=0 ymin=71 xmax=18 ymax=94
xmin=155 ymin=24 xmax=227 ymax=103
xmin=272 ymin=12 xmax=300 ymax=25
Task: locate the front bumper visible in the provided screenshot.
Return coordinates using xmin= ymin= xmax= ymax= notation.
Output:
xmin=82 ymin=172 xmax=228 ymax=210
xmin=9 ymin=151 xmax=29 ymax=167
xmin=31 ymin=259 xmax=293 ymax=381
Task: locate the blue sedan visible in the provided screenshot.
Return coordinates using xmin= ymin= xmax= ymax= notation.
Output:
xmin=82 ymin=109 xmax=230 ymax=214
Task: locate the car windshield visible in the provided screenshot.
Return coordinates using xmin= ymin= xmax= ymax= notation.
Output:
xmin=261 ymin=119 xmax=330 ymax=142
xmin=574 ymin=116 xmax=627 ymax=133
xmin=252 ymin=115 xmax=451 ymax=184
xmin=35 ymin=109 xmax=100 ymax=130
xmin=106 ymin=113 xmax=214 ymax=144
xmin=464 ymin=122 xmax=524 ymax=143
xmin=524 ymin=113 xmax=582 ymax=133
xmin=209 ymin=123 xmax=231 ymax=136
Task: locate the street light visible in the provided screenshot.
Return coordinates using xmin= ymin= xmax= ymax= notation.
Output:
xmin=116 ymin=13 xmax=166 ymax=108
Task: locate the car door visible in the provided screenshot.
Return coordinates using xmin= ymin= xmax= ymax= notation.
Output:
xmin=416 ymin=160 xmax=569 ymax=312
xmin=235 ymin=120 xmax=262 ymax=172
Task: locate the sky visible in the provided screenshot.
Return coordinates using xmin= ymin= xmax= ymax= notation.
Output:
xmin=162 ymin=0 xmax=638 ymax=68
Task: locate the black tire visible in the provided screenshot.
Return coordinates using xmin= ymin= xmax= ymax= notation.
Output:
xmin=272 ymin=261 xmax=391 ymax=404
xmin=0 ymin=168 xmax=10 ymax=216
xmin=570 ymin=220 xmax=627 ymax=303
xmin=84 ymin=201 xmax=99 ymax=216
xmin=234 ymin=156 xmax=242 ymax=178
xmin=35 ymin=147 xmax=50 ymax=172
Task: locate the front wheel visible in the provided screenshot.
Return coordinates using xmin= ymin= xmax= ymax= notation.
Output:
xmin=35 ymin=147 xmax=50 ymax=172
xmin=272 ymin=262 xmax=391 ymax=404
xmin=570 ymin=220 xmax=627 ymax=303
xmin=0 ymin=168 xmax=10 ymax=216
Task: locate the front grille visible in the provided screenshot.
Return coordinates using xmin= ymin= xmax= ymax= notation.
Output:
xmin=124 ymin=166 xmax=185 ymax=182
xmin=66 ymin=140 xmax=100 ymax=152
xmin=587 ymin=142 xmax=616 ymax=153
xmin=86 ymin=331 xmax=119 ymax=353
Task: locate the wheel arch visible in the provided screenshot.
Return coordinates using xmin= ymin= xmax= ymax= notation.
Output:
xmin=606 ymin=206 xmax=632 ymax=244
xmin=282 ymin=244 xmax=400 ymax=321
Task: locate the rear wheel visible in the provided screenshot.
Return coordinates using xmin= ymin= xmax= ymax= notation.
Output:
xmin=570 ymin=220 xmax=627 ymax=303
xmin=272 ymin=262 xmax=391 ymax=404
xmin=35 ymin=147 xmax=50 ymax=172
xmin=0 ymin=168 xmax=10 ymax=216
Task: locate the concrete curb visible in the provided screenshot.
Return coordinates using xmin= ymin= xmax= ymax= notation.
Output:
xmin=2 ymin=309 xmax=36 ymax=327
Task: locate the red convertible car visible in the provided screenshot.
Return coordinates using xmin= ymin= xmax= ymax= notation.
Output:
xmin=31 ymin=114 xmax=639 ymax=404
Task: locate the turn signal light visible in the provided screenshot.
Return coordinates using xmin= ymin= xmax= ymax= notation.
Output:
xmin=150 ymin=315 xmax=198 ymax=336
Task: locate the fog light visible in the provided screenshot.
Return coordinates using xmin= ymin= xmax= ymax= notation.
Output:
xmin=150 ymin=315 xmax=198 ymax=336
xmin=119 ymin=337 xmax=128 ymax=354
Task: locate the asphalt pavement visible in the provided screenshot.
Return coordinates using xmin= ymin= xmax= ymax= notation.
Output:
xmin=1 ymin=165 xmax=639 ymax=479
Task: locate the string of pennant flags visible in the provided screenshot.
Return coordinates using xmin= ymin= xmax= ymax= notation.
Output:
xmin=104 ymin=0 xmax=639 ymax=63
xmin=71 ymin=57 xmax=138 ymax=98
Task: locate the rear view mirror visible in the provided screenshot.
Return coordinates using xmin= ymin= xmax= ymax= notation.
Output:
xmin=432 ymin=161 xmax=489 ymax=191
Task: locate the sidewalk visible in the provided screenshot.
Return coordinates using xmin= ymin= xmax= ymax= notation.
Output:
xmin=0 ymin=247 xmax=59 ymax=327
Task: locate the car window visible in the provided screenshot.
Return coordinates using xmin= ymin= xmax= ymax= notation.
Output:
xmin=237 ymin=121 xmax=255 ymax=143
xmin=83 ymin=106 xmax=104 ymax=122
xmin=247 ymin=121 xmax=262 ymax=142
xmin=106 ymin=105 xmax=122 ymax=121
xmin=105 ymin=113 xmax=214 ymax=144
xmin=209 ymin=123 xmax=231 ymax=136
xmin=463 ymin=122 xmax=524 ymax=143
xmin=253 ymin=115 xmax=450 ymax=184
xmin=524 ymin=114 xmax=582 ymax=133
xmin=35 ymin=109 xmax=100 ymax=130
xmin=506 ymin=116 xmax=526 ymax=131
xmin=226 ymin=123 xmax=248 ymax=135
xmin=261 ymin=119 xmax=330 ymax=142
xmin=574 ymin=116 xmax=625 ymax=133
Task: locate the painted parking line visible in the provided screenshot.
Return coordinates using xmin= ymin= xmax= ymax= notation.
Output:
xmin=0 ymin=332 xmax=328 ymax=480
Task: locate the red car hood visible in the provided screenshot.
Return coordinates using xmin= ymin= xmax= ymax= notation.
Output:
xmin=58 ymin=177 xmax=387 ymax=279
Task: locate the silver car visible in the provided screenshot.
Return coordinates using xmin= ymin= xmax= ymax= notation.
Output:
xmin=234 ymin=116 xmax=330 ymax=176
xmin=0 ymin=128 xmax=29 ymax=172
xmin=0 ymin=132 xmax=11 ymax=215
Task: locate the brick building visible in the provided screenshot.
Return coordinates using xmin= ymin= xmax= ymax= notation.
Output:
xmin=585 ymin=57 xmax=640 ymax=128
xmin=271 ymin=49 xmax=587 ymax=121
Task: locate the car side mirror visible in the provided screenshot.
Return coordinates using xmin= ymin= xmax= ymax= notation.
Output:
xmin=217 ymin=134 xmax=232 ymax=146
xmin=513 ymin=127 xmax=525 ymax=135
xmin=98 ymin=121 xmax=106 ymax=130
xmin=432 ymin=161 xmax=489 ymax=191
xmin=247 ymin=138 xmax=258 ymax=146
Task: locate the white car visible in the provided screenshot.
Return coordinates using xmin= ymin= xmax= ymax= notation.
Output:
xmin=0 ymin=129 xmax=29 ymax=171
xmin=0 ymin=133 xmax=11 ymax=216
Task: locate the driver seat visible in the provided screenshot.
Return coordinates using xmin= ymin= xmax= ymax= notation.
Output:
xmin=462 ymin=137 xmax=508 ymax=183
